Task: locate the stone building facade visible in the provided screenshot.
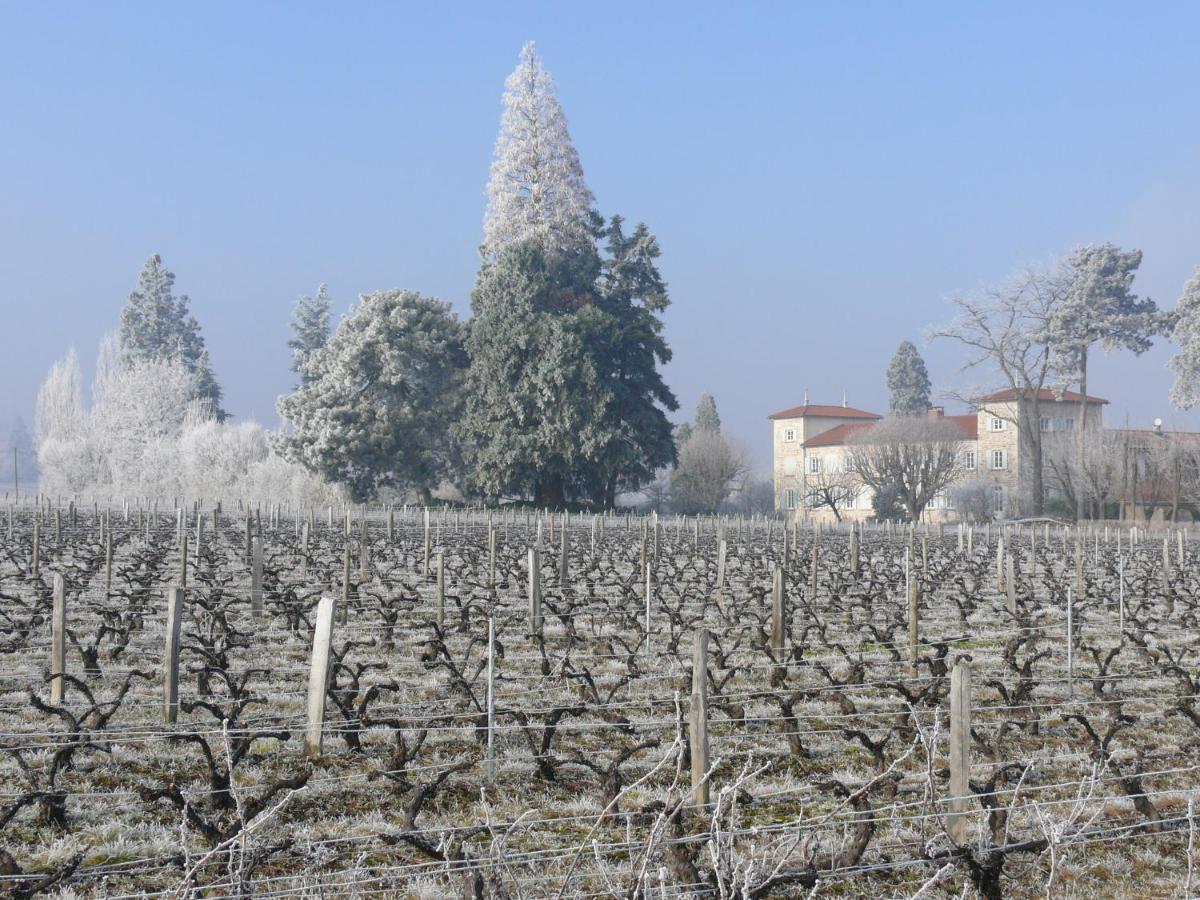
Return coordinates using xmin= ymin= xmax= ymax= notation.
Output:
xmin=770 ymin=389 xmax=1108 ymax=522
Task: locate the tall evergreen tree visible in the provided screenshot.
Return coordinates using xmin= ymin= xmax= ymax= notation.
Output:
xmin=288 ymin=284 xmax=332 ymax=386
xmin=118 ymin=254 xmax=225 ymax=419
xmin=482 ymin=41 xmax=595 ymax=259
xmin=886 ymin=341 xmax=932 ymax=415
xmin=458 ymin=241 xmax=605 ymax=507
xmin=694 ymin=393 xmax=721 ymax=433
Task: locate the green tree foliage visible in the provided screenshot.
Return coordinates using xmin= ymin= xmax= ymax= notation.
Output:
xmin=886 ymin=340 xmax=932 ymax=415
xmin=118 ymin=254 xmax=225 ymax=419
xmin=277 ymin=290 xmax=466 ymax=503
xmin=288 ymin=284 xmax=332 ymax=386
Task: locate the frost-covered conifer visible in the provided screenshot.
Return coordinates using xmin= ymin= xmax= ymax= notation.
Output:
xmin=288 ymin=284 xmax=332 ymax=386
xmin=482 ymin=42 xmax=595 ymax=259
xmin=119 ymin=254 xmax=226 ymax=418
xmin=277 ymin=289 xmax=466 ymax=502
xmin=694 ymin=394 xmax=721 ymax=433
xmin=886 ymin=341 xmax=932 ymax=416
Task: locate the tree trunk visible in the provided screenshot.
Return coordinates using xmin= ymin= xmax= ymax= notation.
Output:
xmin=535 ymin=473 xmax=565 ymax=510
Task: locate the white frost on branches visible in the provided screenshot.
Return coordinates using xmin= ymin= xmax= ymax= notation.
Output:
xmin=33 ymin=340 xmax=338 ymax=505
xmin=482 ymin=41 xmax=595 ymax=259
xmin=1170 ymin=270 xmax=1200 ymax=409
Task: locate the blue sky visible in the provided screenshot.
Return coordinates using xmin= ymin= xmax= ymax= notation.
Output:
xmin=3 ymin=2 xmax=1199 ymax=471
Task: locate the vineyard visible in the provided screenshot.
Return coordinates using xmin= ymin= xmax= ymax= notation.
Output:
xmin=1 ymin=501 xmax=1198 ymax=898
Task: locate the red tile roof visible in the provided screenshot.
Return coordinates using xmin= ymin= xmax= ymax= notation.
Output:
xmin=803 ymin=422 xmax=876 ymax=447
xmin=980 ymin=388 xmax=1108 ymax=405
xmin=768 ymin=404 xmax=881 ymax=421
xmin=803 ymin=413 xmax=979 ymax=448
xmin=946 ymin=414 xmax=978 ymax=439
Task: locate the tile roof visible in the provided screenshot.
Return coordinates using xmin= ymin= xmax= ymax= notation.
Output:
xmin=803 ymin=413 xmax=978 ymax=448
xmin=946 ymin=414 xmax=978 ymax=439
xmin=768 ymin=404 xmax=881 ymax=421
xmin=980 ymin=388 xmax=1108 ymax=405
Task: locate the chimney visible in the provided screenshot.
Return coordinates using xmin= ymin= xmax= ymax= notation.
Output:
xmin=927 ymin=406 xmax=945 ymax=418
xmin=842 ymin=391 xmax=847 ymax=408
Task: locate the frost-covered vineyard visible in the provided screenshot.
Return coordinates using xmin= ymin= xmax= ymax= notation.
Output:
xmin=3 ymin=501 xmax=1200 ymax=897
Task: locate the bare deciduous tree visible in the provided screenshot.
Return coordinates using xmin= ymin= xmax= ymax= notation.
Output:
xmin=932 ymin=265 xmax=1069 ymax=516
xmin=669 ymin=430 xmax=748 ymax=515
xmin=847 ymin=416 xmax=963 ymax=522
xmin=806 ymin=461 xmax=858 ymax=522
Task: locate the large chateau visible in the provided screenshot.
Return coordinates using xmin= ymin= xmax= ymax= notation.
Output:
xmin=769 ymin=390 xmax=1110 ymax=521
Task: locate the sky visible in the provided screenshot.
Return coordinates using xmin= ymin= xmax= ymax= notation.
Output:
xmin=3 ymin=2 xmax=1199 ymax=474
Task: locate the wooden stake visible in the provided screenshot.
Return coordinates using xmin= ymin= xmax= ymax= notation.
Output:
xmin=690 ymin=628 xmax=710 ymax=807
xmin=164 ymin=587 xmax=184 ymax=723
xmin=948 ymin=658 xmax=972 ymax=844
xmin=50 ymin=573 xmax=65 ymax=705
xmin=528 ymin=547 xmax=542 ymax=636
xmin=304 ymin=596 xmax=336 ymax=758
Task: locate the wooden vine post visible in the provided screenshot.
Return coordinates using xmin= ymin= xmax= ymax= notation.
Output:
xmin=50 ymin=573 xmax=65 ymax=705
xmin=691 ymin=628 xmax=710 ymax=807
xmin=948 ymin=657 xmax=972 ymax=844
xmin=304 ymin=595 xmax=336 ymax=758
xmin=164 ymin=587 xmax=184 ymax=723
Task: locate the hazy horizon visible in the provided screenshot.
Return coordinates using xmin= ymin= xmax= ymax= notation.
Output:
xmin=4 ymin=3 xmax=1200 ymax=476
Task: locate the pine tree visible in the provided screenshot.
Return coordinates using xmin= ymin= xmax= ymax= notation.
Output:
xmin=886 ymin=341 xmax=932 ymax=415
xmin=118 ymin=254 xmax=226 ymax=419
xmin=694 ymin=393 xmax=721 ymax=433
xmin=1169 ymin=271 xmax=1200 ymax=408
xmin=277 ymin=290 xmax=466 ymax=502
xmin=482 ymin=41 xmax=596 ymax=259
xmin=288 ymin=284 xmax=332 ymax=386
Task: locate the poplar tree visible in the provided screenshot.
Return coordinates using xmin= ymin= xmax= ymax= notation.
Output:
xmin=118 ymin=254 xmax=225 ymax=418
xmin=886 ymin=341 xmax=932 ymax=415
xmin=694 ymin=393 xmax=721 ymax=433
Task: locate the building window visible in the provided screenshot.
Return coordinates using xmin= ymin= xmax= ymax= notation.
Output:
xmin=992 ymin=485 xmax=1006 ymax=513
xmin=783 ymin=457 xmax=797 ymax=475
xmin=1040 ymin=417 xmax=1050 ymax=432
xmin=1060 ymin=418 xmax=1074 ymax=431
xmin=991 ymin=449 xmax=1007 ymax=470
xmin=962 ymin=450 xmax=976 ymax=470
xmin=843 ymin=456 xmax=855 ymax=473
xmin=783 ymin=489 xmax=797 ymax=510
xmin=844 ymin=490 xmax=856 ymax=510
xmin=783 ymin=428 xmax=796 ymax=442
xmin=808 ymin=457 xmax=821 ymax=474
xmin=990 ymin=417 xmax=1006 ymax=432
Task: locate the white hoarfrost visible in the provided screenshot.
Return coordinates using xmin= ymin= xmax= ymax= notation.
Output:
xmin=482 ymin=41 xmax=595 ymax=259
xmin=32 ymin=339 xmax=340 ymax=504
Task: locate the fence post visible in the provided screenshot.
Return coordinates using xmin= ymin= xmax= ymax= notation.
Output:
xmin=908 ymin=570 xmax=919 ymax=678
xmin=809 ymin=542 xmax=818 ymax=597
xmin=164 ymin=587 xmax=184 ymax=723
xmin=559 ymin=521 xmax=568 ymax=585
xmin=50 ymin=573 xmax=65 ymax=705
xmin=251 ymin=537 xmax=264 ymax=617
xmin=340 ymin=544 xmax=351 ymax=626
xmin=487 ymin=616 xmax=496 ymax=785
xmin=436 ymin=552 xmax=446 ymax=626
xmin=300 ymin=521 xmax=309 ymax=578
xmin=1005 ymin=553 xmax=1016 ymax=616
xmin=644 ymin=563 xmax=653 ymax=659
xmin=180 ymin=533 xmax=188 ymax=589
xmin=716 ymin=539 xmax=727 ymax=593
xmin=528 ymin=547 xmax=542 ymax=637
xmin=1067 ymin=587 xmax=1074 ymax=699
xmin=104 ymin=530 xmax=113 ymax=594
xmin=304 ymin=595 xmax=336 ymax=758
xmin=31 ymin=520 xmax=39 ymax=579
xmin=771 ymin=566 xmax=786 ymax=659
xmin=850 ymin=526 xmax=859 ymax=576
xmin=691 ymin=628 xmax=710 ymax=807
xmin=948 ymin=658 xmax=972 ymax=844
xmin=487 ymin=523 xmax=497 ymax=590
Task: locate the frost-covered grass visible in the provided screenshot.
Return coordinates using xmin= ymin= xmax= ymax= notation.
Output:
xmin=1 ymin=508 xmax=1198 ymax=897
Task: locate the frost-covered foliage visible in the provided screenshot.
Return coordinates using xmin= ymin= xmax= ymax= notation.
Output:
xmin=693 ymin=393 xmax=721 ymax=433
xmin=119 ymin=254 xmax=225 ymax=419
xmin=482 ymin=41 xmax=595 ymax=259
xmin=34 ymin=349 xmax=95 ymax=496
xmin=33 ymin=344 xmax=337 ymax=505
xmin=287 ymin=284 xmax=332 ymax=387
xmin=886 ymin=340 xmax=932 ymax=416
xmin=277 ymin=289 xmax=466 ymax=503
xmin=1169 ymin=270 xmax=1200 ymax=409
